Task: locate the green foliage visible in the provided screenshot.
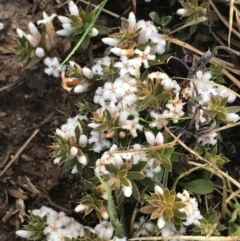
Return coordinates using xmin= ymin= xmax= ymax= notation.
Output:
xmin=25 ymin=214 xmax=47 ymax=240
xmin=67 ymin=4 xmax=110 ymax=49
xmin=192 ymin=208 xmax=226 ymax=236
xmin=140 ymin=187 xmax=186 ymax=228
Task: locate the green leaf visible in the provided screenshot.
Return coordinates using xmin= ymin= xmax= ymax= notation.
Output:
xmin=127 ymin=171 xmax=145 ymax=180
xmin=179 ymin=179 xmax=215 ymax=194
xmin=131 ymin=181 xmax=140 ymax=201
xmin=225 ymin=106 xmax=240 ymax=113
xmin=62 ymin=156 xmax=77 ymax=172
xmin=95 ymin=26 xmax=111 ymax=35
xmin=155 ymin=93 xmax=171 ymax=102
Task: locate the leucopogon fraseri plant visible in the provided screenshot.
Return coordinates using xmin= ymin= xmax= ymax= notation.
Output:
xmin=15 ymin=2 xmax=240 ymax=241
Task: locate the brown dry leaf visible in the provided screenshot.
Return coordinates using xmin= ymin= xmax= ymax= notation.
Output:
xmin=8 ymin=188 xmax=28 ymax=200
xmin=0 ymin=45 xmax=15 ymax=54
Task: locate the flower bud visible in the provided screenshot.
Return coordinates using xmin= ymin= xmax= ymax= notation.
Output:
xmin=145 ymin=131 xmax=155 ymax=146
xmin=35 ymin=47 xmax=45 ymax=58
xmin=154 ymin=185 xmax=164 ymax=195
xmin=16 ymin=230 xmax=33 ymax=239
xmin=82 ymin=67 xmax=93 ymax=79
xmin=78 ymin=155 xmax=88 ymax=165
xmin=101 ymin=210 xmax=109 ymax=219
xmin=90 ymin=27 xmax=98 ymax=37
xmin=79 ymin=134 xmax=88 ymax=147
xmin=16 ymin=28 xmax=26 ymax=38
xmin=102 ymin=37 xmax=120 ymax=46
xmin=176 ymin=8 xmax=187 ymax=16
xmin=75 ymin=203 xmax=88 ymax=212
xmin=119 ymin=131 xmax=126 ymax=139
xmin=157 ymin=215 xmax=166 ymax=229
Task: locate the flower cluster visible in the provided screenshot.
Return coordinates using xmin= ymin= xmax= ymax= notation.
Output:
xmin=16 ymin=206 xmax=84 ymax=241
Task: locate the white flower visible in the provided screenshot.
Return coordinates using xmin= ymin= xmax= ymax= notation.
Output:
xmin=44 ymin=57 xmax=61 ymax=78
xmin=37 ymin=11 xmax=56 ymax=25
xmin=149 ymin=111 xmax=169 ymax=129
xmin=94 ymin=221 xmax=114 ymax=240
xmin=177 ymin=190 xmax=202 ymax=226
xmin=16 ymin=28 xmax=26 ymax=38
xmin=134 ymin=46 xmax=155 ymax=68
xmin=198 ymin=132 xmax=218 ymax=146
xmin=161 ymin=220 xmax=186 ymax=238
xmin=35 ymin=47 xmax=45 ymax=58
xmin=121 ymin=118 xmax=143 ymax=137
xmin=75 ymin=204 xmax=88 ymax=212
xmin=16 ymin=230 xmax=33 ymax=239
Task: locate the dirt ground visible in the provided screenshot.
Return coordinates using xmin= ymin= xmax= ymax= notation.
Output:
xmin=1 ymin=0 xmax=240 ymax=240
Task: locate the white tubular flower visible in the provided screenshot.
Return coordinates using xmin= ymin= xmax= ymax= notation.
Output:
xmin=176 ymin=8 xmax=188 ymax=16
xmin=16 ymin=230 xmax=33 ymax=239
xmin=154 ymin=185 xmax=164 ymax=195
xmin=128 ymin=12 xmax=137 ymax=32
xmin=122 ymin=180 xmax=133 ymax=197
xmin=16 ymin=28 xmax=26 ymax=38
xmin=35 ymin=47 xmax=45 ymax=58
xmin=102 ymin=37 xmax=120 ymax=46
xmin=111 ymin=47 xmax=134 ymax=57
xmin=75 ymin=203 xmax=88 ymax=212
xmin=69 ymin=1 xmax=79 ymax=16
xmin=37 ymin=11 xmax=56 ymax=25
xmin=157 ymin=214 xmax=166 ymax=229
xmin=58 ymin=15 xmax=72 ymax=24
xmin=26 ymin=22 xmax=41 ymax=47
xmin=226 ymin=113 xmax=240 ymax=122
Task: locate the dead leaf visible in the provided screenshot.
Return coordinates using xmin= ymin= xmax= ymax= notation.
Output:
xmin=8 ymin=188 xmax=28 ymax=200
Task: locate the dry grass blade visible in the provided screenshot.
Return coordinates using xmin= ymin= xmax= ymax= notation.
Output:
xmin=129 ymin=235 xmax=240 ymax=240
xmin=228 ymin=0 xmax=234 ymax=46
xmin=209 ymin=0 xmax=240 ymax=39
xmin=0 ymin=129 xmax=39 ymax=177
